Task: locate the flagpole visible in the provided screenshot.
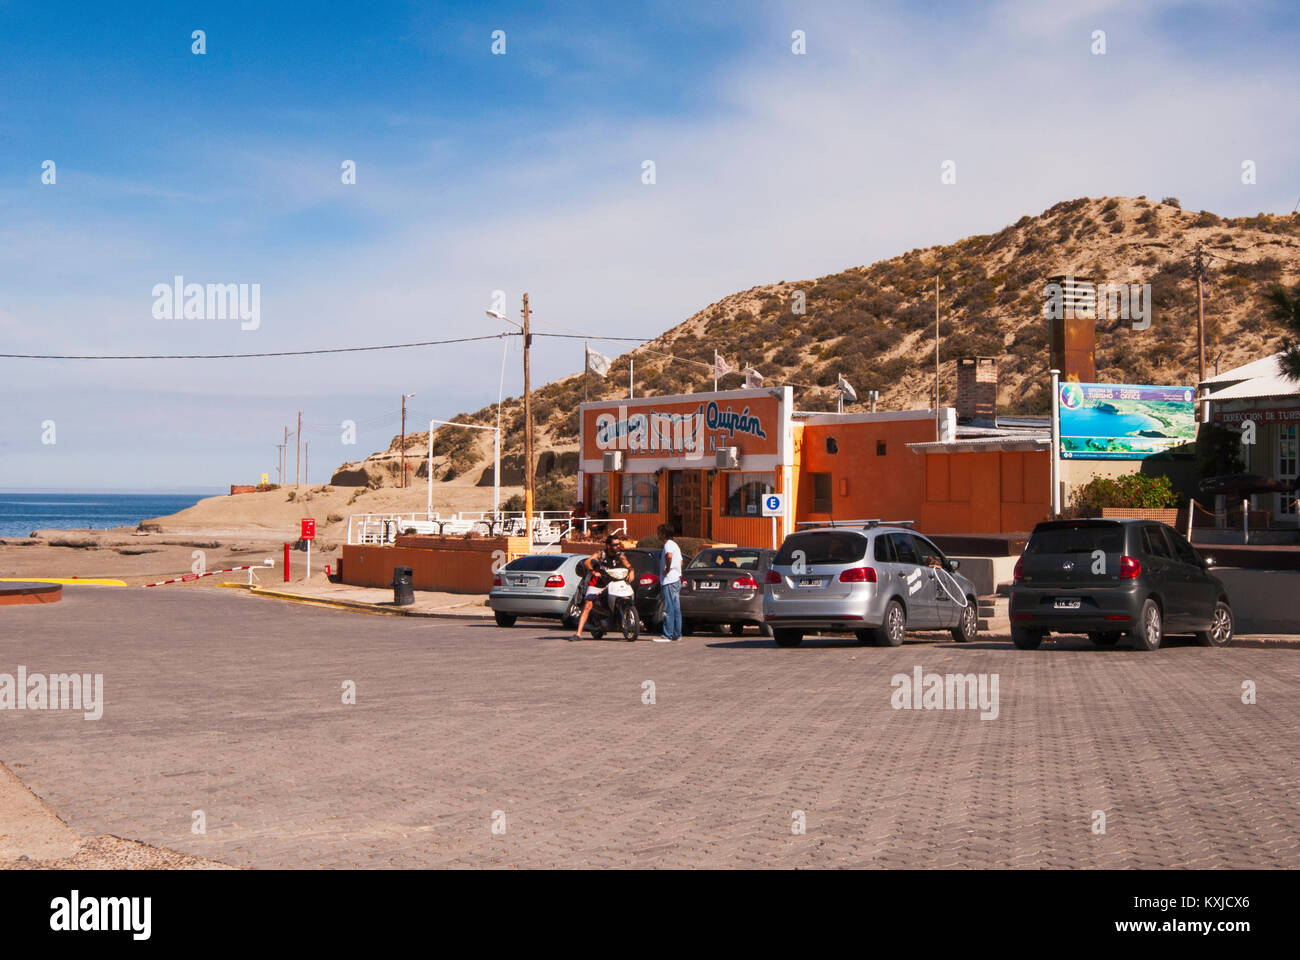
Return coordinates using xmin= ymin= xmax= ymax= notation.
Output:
xmin=713 ymin=351 xmax=718 ymax=392
xmin=584 ymin=343 xmax=588 ymax=403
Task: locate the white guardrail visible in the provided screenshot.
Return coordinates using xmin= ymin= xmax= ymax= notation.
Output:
xmin=345 ymin=512 xmax=628 ymax=550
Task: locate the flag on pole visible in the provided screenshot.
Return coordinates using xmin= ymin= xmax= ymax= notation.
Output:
xmin=585 ymin=342 xmax=611 ymax=377
xmin=836 ymin=374 xmax=857 ymax=403
xmin=744 ymin=367 xmax=764 ymax=388
xmin=714 ymin=351 xmax=734 ymax=379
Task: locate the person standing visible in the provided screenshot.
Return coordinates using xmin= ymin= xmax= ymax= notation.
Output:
xmin=656 ymin=523 xmax=683 ymax=642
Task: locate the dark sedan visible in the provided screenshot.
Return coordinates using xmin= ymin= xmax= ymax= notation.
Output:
xmin=680 ymin=547 xmax=775 ymax=636
xmin=1009 ymin=518 xmax=1232 ymax=651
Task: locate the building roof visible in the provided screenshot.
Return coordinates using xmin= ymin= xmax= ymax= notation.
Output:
xmin=906 ymin=436 xmax=1052 ymax=454
xmin=1202 ymin=353 xmax=1300 ymax=401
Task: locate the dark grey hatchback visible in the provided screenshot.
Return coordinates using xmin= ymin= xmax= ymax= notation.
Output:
xmin=1009 ymin=519 xmax=1232 ymax=651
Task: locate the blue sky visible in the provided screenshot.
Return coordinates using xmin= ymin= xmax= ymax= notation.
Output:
xmin=1 ymin=0 xmax=1298 ymax=490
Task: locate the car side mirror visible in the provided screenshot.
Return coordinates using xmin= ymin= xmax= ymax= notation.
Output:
xmin=947 ymin=559 xmax=959 ymax=572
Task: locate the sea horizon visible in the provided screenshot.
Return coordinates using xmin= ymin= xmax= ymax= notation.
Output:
xmin=0 ymin=491 xmax=219 ymax=538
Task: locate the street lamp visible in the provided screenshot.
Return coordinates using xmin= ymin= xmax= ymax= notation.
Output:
xmin=400 ymin=393 xmax=416 ymax=489
xmin=427 ymin=418 xmax=501 ymax=528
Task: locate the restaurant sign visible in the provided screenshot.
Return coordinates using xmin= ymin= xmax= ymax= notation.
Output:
xmin=585 ymin=396 xmax=779 ymax=461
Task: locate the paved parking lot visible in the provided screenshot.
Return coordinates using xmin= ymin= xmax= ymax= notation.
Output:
xmin=1 ymin=587 xmax=1297 ymax=868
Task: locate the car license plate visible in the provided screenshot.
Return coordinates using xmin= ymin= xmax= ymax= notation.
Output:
xmin=1054 ymin=598 xmax=1081 ymax=610
xmin=798 ymin=578 xmax=822 ymax=588
xmin=698 ymin=581 xmax=720 ymax=590
xmin=511 ymin=576 xmax=529 ymax=586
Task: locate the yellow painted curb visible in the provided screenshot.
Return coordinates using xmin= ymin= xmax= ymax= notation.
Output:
xmin=0 ymin=577 xmax=126 ymax=587
xmin=220 ymin=582 xmax=407 ymax=616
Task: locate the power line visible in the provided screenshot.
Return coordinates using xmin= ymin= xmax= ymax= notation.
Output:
xmin=0 ymin=330 xmax=648 ymax=360
xmin=0 ymin=334 xmax=508 ymax=360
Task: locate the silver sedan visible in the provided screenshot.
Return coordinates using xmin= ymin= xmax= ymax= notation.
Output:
xmin=488 ymin=553 xmax=589 ymax=628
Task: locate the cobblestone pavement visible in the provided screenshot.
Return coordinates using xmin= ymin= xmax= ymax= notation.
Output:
xmin=1 ymin=587 xmax=1297 ymax=868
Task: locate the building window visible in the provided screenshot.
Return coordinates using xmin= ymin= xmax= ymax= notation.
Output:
xmin=811 ymin=473 xmax=833 ymax=513
xmin=1280 ymin=424 xmax=1298 ymax=516
xmin=588 ymin=474 xmax=610 ymax=514
xmin=876 ymin=440 xmax=887 ymax=456
xmin=724 ymin=472 xmax=774 ymax=517
xmin=619 ymin=473 xmax=659 ymax=514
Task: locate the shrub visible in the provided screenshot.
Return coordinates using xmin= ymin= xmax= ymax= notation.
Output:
xmin=1160 ymin=196 xmax=1181 ymax=209
xmin=1072 ymin=473 xmax=1180 ymax=512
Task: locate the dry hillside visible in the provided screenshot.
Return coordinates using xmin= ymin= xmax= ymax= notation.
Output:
xmin=335 ymin=196 xmax=1300 ymax=499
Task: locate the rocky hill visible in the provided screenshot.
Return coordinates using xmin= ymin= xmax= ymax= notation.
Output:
xmin=334 ymin=196 xmax=1300 ymax=502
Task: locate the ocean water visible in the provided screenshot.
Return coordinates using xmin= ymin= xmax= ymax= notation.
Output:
xmin=0 ymin=493 xmax=213 ymax=538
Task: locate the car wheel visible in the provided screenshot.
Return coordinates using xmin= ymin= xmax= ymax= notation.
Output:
xmin=772 ymin=629 xmax=803 ymax=647
xmin=1011 ymin=627 xmax=1043 ymax=650
xmin=729 ymin=621 xmax=746 ymax=636
xmin=1130 ymin=599 xmax=1163 ymax=651
xmin=950 ymin=601 xmax=978 ymax=643
xmin=854 ymin=629 xmax=875 ymax=645
xmin=1089 ymin=631 xmax=1122 ymax=646
xmin=874 ymin=600 xmax=906 ymax=646
xmin=590 ymin=624 xmax=605 ymax=640
xmin=681 ymin=618 xmax=696 ymax=636
xmin=562 ymin=592 xmax=582 ymax=629
xmin=1195 ymin=601 xmax=1233 ymax=647
xmin=493 ymin=611 xmax=517 ymax=628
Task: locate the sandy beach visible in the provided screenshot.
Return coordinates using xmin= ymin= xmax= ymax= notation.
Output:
xmin=0 ymin=479 xmax=520 ymax=589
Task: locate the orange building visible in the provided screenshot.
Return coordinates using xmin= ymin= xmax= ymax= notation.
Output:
xmin=577 ymin=386 xmax=1052 ymax=547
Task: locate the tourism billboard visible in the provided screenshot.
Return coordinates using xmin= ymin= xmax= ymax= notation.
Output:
xmin=1057 ymin=382 xmax=1196 ymax=459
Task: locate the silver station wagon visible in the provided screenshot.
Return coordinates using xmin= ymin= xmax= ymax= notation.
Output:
xmin=762 ymin=522 xmax=979 ymax=647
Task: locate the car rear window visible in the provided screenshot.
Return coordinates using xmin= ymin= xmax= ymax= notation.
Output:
xmin=625 ymin=550 xmax=662 ymax=575
xmin=775 ymin=533 xmax=867 ymax=566
xmin=688 ymin=549 xmax=764 ymax=570
xmin=504 ymin=555 xmax=567 ymax=572
xmin=1026 ymin=523 xmax=1124 ymax=555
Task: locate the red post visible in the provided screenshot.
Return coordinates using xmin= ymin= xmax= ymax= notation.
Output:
xmin=283 ymin=542 xmax=290 ymax=582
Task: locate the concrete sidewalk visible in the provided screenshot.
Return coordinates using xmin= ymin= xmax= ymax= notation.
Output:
xmin=221 ymin=577 xmax=493 ymax=618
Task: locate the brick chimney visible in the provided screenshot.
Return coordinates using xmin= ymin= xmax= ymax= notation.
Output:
xmin=956 ymin=356 xmax=997 ymax=426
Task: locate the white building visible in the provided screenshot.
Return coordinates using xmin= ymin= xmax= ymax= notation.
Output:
xmin=1202 ymin=352 xmax=1300 ymax=526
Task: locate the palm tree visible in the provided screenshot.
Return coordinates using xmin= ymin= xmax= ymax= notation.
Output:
xmin=1264 ymin=281 xmax=1300 ymax=380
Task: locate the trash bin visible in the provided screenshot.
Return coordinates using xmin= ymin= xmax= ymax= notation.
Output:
xmin=392 ymin=566 xmax=414 ymax=606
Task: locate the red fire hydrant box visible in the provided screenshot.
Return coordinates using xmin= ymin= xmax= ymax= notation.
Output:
xmin=301 ymin=518 xmax=316 ymax=540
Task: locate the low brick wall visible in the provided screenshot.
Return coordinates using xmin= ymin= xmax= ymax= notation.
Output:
xmin=1100 ymin=507 xmax=1186 ymax=527
xmin=341 ymin=535 xmax=531 ymax=594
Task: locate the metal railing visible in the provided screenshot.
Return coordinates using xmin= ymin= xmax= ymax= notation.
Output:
xmin=346 ymin=511 xmax=628 ymax=547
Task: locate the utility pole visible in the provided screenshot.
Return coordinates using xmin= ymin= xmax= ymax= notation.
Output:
xmin=400 ymin=392 xmax=416 ymax=488
xmin=295 ymin=411 xmax=302 ymax=487
xmin=1194 ymin=242 xmax=1207 ymax=385
xmin=522 ymin=293 xmax=534 ymax=533
xmin=935 ymin=275 xmax=941 ymax=441
xmin=275 ymin=444 xmax=284 ymax=484
xmin=305 ymin=441 xmax=309 ymax=486
xmin=282 ymin=426 xmax=288 ymax=486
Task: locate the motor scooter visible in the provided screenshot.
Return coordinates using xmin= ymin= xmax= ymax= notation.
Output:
xmin=581 ymin=566 xmax=641 ymax=641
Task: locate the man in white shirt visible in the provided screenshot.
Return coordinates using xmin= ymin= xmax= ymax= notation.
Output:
xmin=656 ymin=523 xmax=683 ymax=642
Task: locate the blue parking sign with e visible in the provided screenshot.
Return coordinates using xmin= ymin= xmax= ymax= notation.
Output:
xmin=762 ymin=493 xmax=784 ymax=516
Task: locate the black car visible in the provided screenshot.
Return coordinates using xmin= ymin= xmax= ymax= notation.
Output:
xmin=1009 ymin=518 xmax=1232 ymax=651
xmin=680 ymin=547 xmax=775 ymax=636
xmin=575 ymin=548 xmax=665 ymax=633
